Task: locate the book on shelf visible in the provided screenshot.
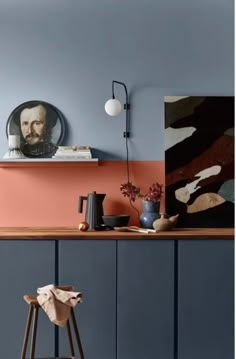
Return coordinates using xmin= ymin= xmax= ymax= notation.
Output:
xmin=57 ymin=146 xmax=91 ymax=151
xmin=53 ymin=145 xmax=92 ymax=159
xmin=53 ymin=154 xmax=92 ymax=159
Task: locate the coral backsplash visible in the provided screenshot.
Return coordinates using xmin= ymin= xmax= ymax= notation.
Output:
xmin=0 ymin=161 xmax=165 ymax=227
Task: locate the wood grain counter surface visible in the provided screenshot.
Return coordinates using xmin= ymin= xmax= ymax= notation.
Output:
xmin=0 ymin=227 xmax=233 ymax=240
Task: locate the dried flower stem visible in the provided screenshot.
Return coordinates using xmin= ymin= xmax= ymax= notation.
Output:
xmin=129 ymin=197 xmax=140 ymax=223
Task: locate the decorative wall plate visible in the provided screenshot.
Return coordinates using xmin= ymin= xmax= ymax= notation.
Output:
xmin=6 ymin=100 xmax=65 ymax=158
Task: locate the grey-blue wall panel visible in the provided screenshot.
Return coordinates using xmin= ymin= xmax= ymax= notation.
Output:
xmin=0 ymin=240 xmax=55 ymax=359
xmin=178 ymin=240 xmax=234 ymax=359
xmin=117 ymin=239 xmax=175 ymax=359
xmin=58 ymin=240 xmax=116 ymax=359
xmin=0 ymin=0 xmax=234 ymax=159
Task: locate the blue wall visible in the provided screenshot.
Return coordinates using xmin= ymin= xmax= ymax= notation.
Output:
xmin=0 ymin=0 xmax=233 ymax=160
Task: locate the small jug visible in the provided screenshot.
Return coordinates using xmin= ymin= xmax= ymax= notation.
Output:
xmin=153 ymin=213 xmax=179 ymax=231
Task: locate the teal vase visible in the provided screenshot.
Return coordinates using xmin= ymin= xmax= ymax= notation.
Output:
xmin=140 ymin=200 xmax=160 ymax=229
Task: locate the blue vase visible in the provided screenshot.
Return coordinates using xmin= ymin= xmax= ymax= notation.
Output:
xmin=140 ymin=200 xmax=160 ymax=229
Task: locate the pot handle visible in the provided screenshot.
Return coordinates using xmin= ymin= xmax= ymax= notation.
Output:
xmin=78 ymin=196 xmax=87 ymax=213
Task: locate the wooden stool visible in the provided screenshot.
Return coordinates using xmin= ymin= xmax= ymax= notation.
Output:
xmin=21 ymin=286 xmax=85 ymax=359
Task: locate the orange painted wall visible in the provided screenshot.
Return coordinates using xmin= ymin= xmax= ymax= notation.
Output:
xmin=0 ymin=161 xmax=165 ymax=227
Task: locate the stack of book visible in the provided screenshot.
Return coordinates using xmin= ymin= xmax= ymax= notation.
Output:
xmin=53 ymin=146 xmax=92 ymax=159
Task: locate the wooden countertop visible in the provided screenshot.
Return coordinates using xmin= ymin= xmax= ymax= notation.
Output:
xmin=0 ymin=227 xmax=233 ymax=240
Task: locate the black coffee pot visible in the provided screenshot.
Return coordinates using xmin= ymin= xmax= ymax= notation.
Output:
xmin=79 ymin=191 xmax=106 ymax=229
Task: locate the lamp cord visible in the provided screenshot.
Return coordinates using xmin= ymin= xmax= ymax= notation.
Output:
xmin=112 ymin=80 xmax=140 ymax=222
xmin=125 ymin=109 xmax=140 ymax=221
xmin=125 ymin=114 xmax=130 ymax=183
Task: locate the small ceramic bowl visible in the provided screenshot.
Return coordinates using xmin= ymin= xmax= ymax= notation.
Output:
xmin=102 ymin=214 xmax=130 ymax=228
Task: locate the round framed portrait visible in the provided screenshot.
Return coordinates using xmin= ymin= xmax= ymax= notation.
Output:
xmin=6 ymin=100 xmax=66 ymax=158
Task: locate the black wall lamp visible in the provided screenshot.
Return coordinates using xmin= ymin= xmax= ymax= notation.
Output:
xmin=105 ymin=81 xmax=140 ymax=220
xmin=105 ymin=80 xmax=131 ymax=183
xmin=104 ymin=80 xmax=130 ymax=138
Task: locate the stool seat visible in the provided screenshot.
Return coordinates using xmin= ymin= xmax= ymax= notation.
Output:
xmin=23 ymin=295 xmax=40 ymax=307
xmin=21 ymin=286 xmax=85 ymax=359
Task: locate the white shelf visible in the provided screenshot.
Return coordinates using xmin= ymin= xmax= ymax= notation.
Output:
xmin=0 ymin=158 xmax=99 ymax=168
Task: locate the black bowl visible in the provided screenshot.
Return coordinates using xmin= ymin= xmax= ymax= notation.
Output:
xmin=102 ymin=214 xmax=130 ymax=228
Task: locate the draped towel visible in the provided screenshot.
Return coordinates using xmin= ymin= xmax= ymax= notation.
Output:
xmin=37 ymin=284 xmax=82 ymax=327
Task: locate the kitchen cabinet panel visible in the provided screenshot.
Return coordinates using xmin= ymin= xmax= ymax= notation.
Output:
xmin=59 ymin=240 xmax=116 ymax=359
xmin=0 ymin=240 xmax=55 ymax=359
xmin=117 ymin=240 xmax=175 ymax=359
xmin=178 ymin=240 xmax=234 ymax=359
xmin=0 ymin=232 xmax=233 ymax=359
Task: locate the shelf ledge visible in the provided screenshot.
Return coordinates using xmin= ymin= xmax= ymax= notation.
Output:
xmin=0 ymin=158 xmax=99 ymax=168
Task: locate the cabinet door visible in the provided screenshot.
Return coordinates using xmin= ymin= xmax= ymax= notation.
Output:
xmin=117 ymin=240 xmax=175 ymax=359
xmin=59 ymin=240 xmax=116 ymax=359
xmin=178 ymin=240 xmax=234 ymax=359
xmin=0 ymin=240 xmax=55 ymax=359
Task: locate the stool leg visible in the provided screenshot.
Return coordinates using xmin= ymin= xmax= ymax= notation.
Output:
xmin=66 ymin=319 xmax=75 ymax=357
xmin=30 ymin=306 xmax=39 ymax=359
xmin=71 ymin=308 xmax=85 ymax=359
xmin=21 ymin=305 xmax=34 ymax=359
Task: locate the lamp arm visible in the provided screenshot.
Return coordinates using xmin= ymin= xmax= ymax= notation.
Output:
xmin=111 ymin=80 xmax=130 ymax=139
xmin=112 ymin=80 xmax=130 ymax=109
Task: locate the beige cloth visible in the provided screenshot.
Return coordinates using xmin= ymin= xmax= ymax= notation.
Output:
xmin=37 ymin=284 xmax=82 ymax=327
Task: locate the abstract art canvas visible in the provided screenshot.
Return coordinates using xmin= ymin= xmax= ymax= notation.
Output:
xmin=165 ymin=96 xmax=234 ymax=227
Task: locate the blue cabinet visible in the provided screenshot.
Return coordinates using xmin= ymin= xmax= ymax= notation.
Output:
xmin=0 ymin=240 xmax=55 ymax=359
xmin=117 ymin=240 xmax=175 ymax=359
xmin=58 ymin=240 xmax=117 ymax=359
xmin=178 ymin=240 xmax=234 ymax=359
xmin=0 ymin=237 xmax=233 ymax=359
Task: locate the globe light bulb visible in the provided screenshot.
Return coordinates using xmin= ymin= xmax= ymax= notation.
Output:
xmin=104 ymin=98 xmax=122 ymax=116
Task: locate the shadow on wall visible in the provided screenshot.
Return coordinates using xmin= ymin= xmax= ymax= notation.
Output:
xmin=91 ymin=149 xmax=121 ymax=160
